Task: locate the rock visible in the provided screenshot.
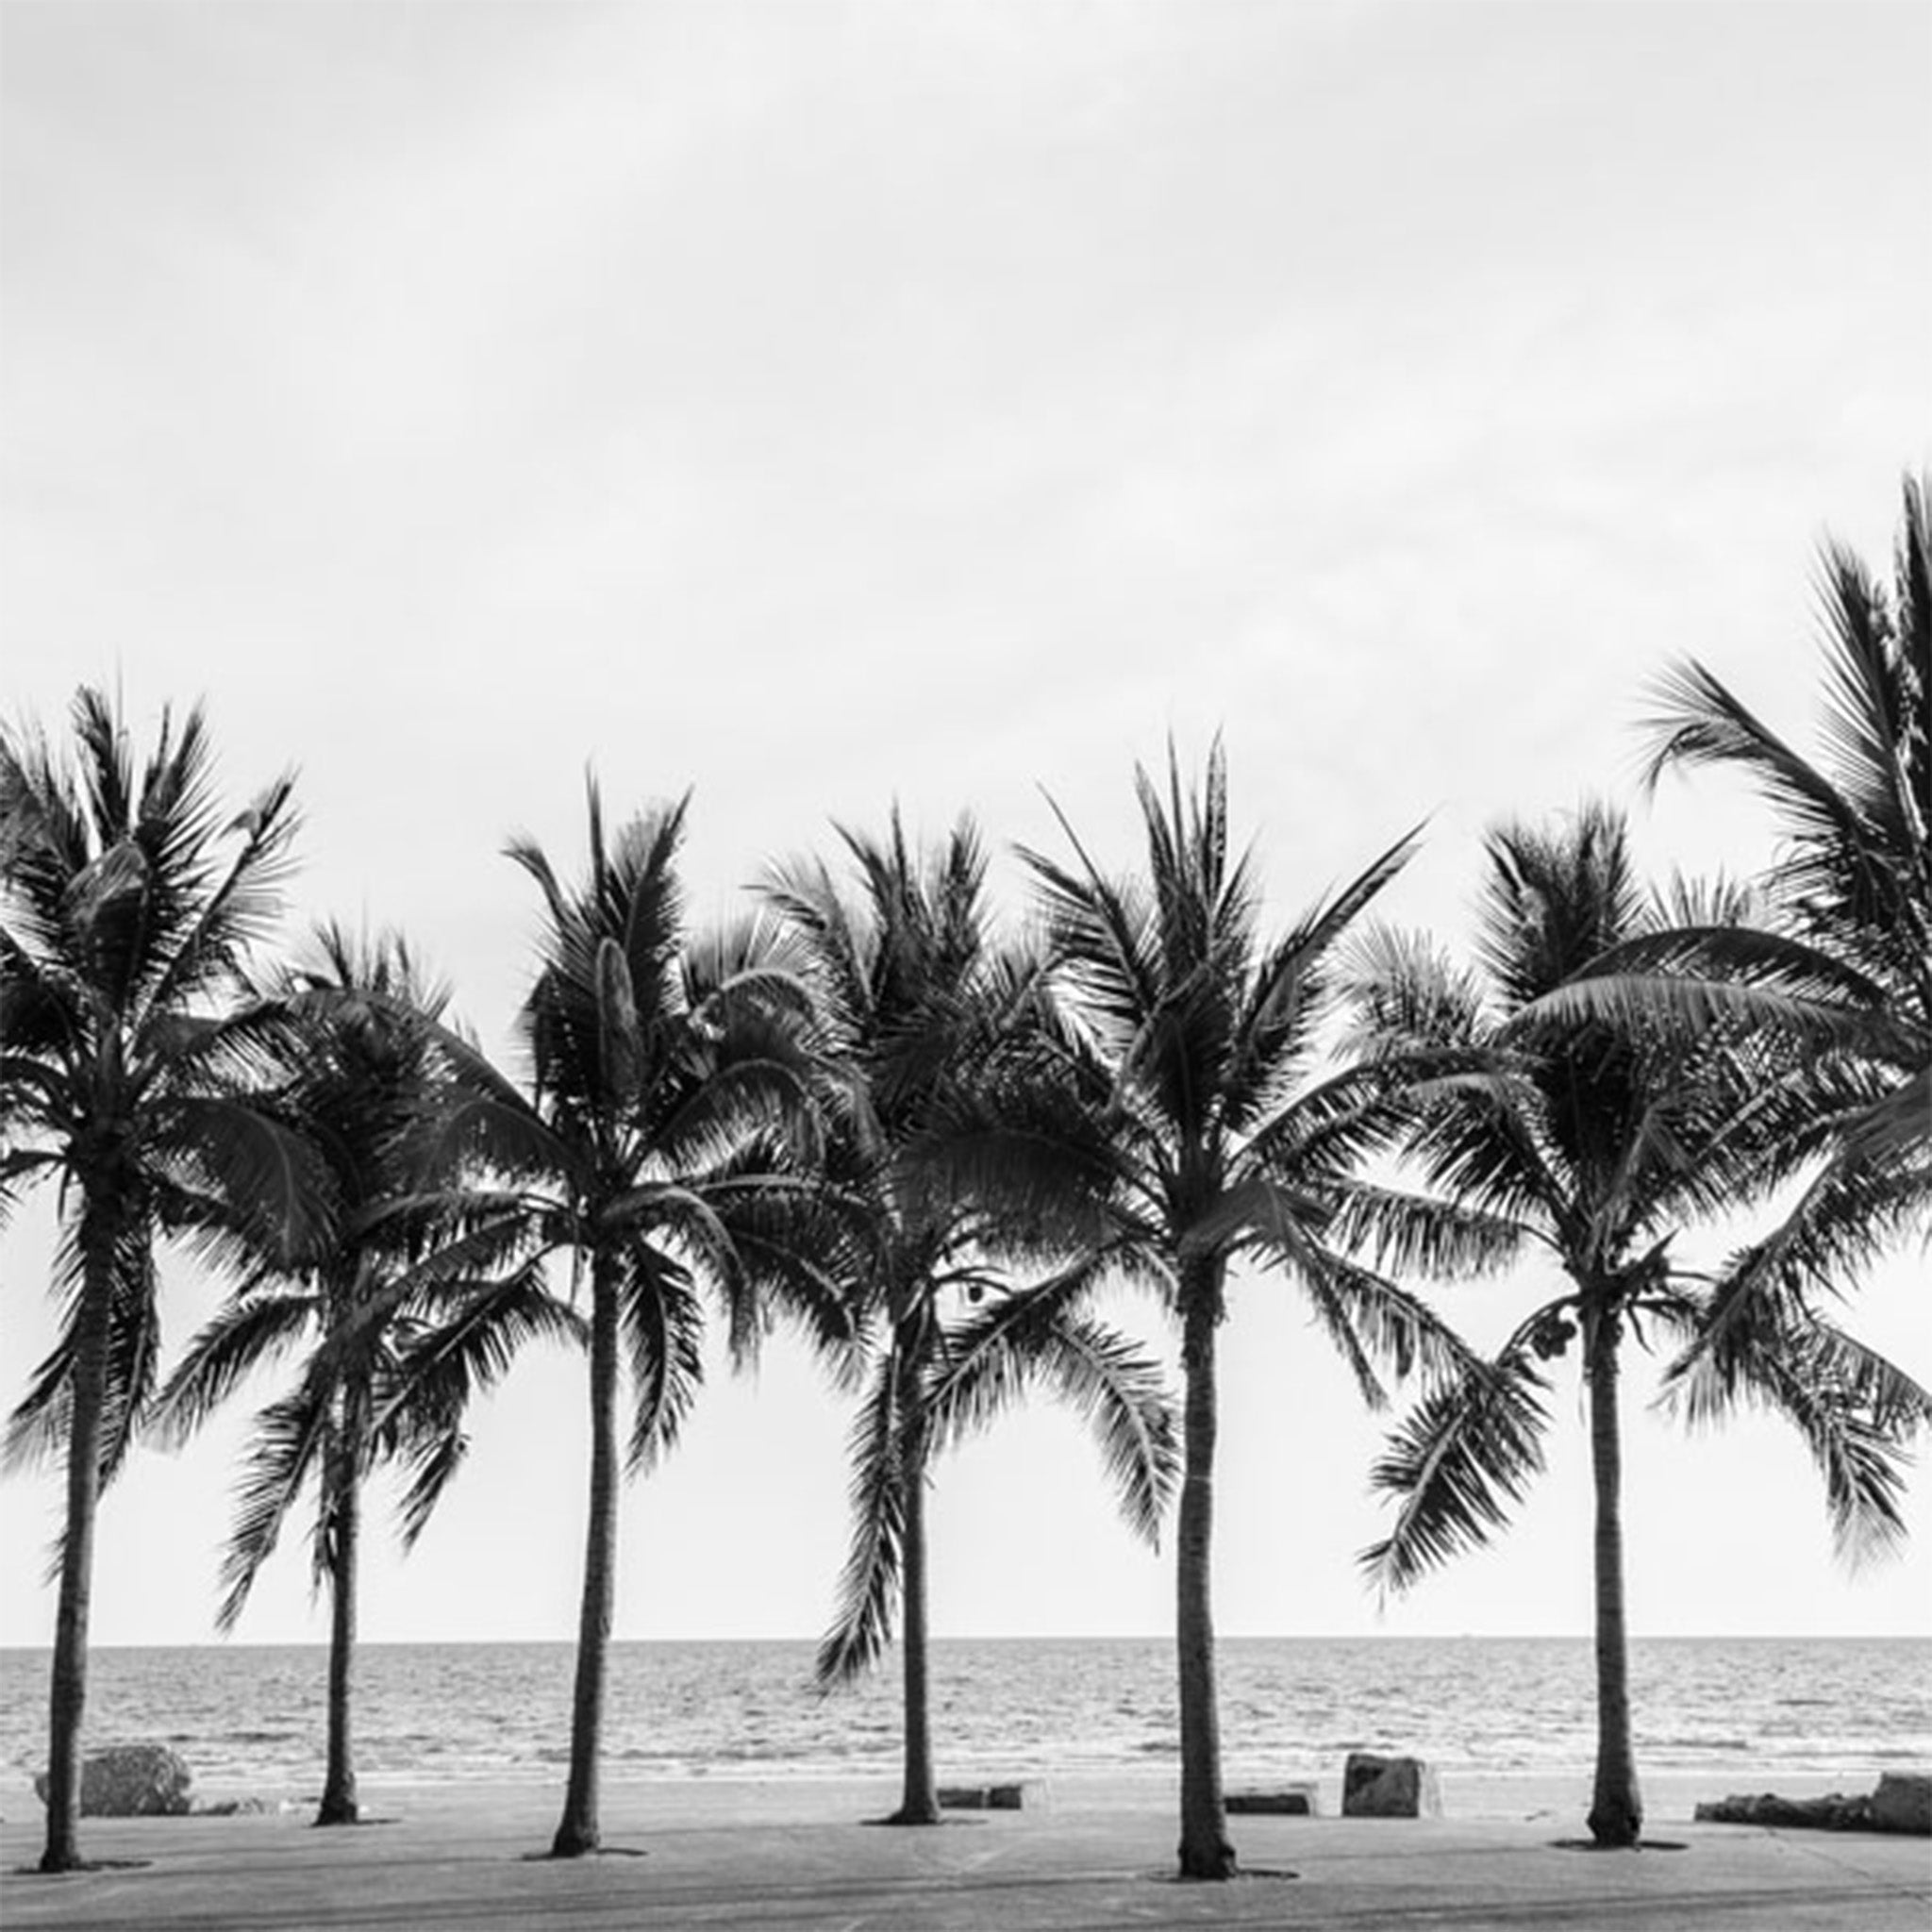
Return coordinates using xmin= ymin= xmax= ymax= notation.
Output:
xmin=937 ymin=1780 xmax=1050 ymax=1811
xmin=1226 ymin=1783 xmax=1321 ymax=1816
xmin=1694 ymin=1777 xmax=1932 ymax=1836
xmin=1693 ymin=1791 xmax=1869 ymax=1830
xmin=1342 ymin=1752 xmax=1441 ymax=1819
xmin=1870 ymin=1774 xmax=1931 ymax=1836
xmin=33 ymin=1744 xmax=193 ymax=1817
xmin=990 ymin=1779 xmax=1049 ymax=1810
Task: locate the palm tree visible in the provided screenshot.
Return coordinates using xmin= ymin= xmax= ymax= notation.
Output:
xmin=763 ymin=811 xmax=1177 ymax=1824
xmin=1351 ymin=803 xmax=1931 ymax=1847
xmin=0 ymin=689 xmax=323 ymax=1873
xmin=416 ymin=784 xmax=849 ymax=1857
xmin=151 ymin=924 xmax=577 ymax=1825
xmin=949 ymin=743 xmax=1486 ymax=1879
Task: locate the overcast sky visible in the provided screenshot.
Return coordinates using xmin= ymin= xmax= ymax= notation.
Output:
xmin=3 ymin=1 xmax=1928 ymax=1653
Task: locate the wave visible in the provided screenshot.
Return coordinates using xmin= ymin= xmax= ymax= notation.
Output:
xmin=1643 ymin=1736 xmax=1753 ymax=1752
xmin=4 ymin=1638 xmax=1924 ymax=1790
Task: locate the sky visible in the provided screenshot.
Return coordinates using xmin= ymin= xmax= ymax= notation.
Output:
xmin=2 ymin=1 xmax=1928 ymax=1654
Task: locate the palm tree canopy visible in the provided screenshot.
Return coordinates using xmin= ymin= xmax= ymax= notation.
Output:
xmin=409 ymin=783 xmax=852 ymax=1474
xmin=1353 ymin=803 xmax=1931 ymax=1593
xmin=975 ymin=741 xmax=1492 ymax=1391
xmin=150 ymin=924 xmax=579 ymax=1626
xmin=1 ymin=689 xmax=325 ymax=1488
xmin=765 ymin=809 xmax=1178 ymax=1690
xmin=1519 ymin=481 xmax=1927 ymax=1401
xmin=765 ymin=811 xmax=998 ymax=1208
xmin=1641 ymin=479 xmax=1929 ymax=1296
xmin=1642 ymin=475 xmax=1928 ymax=1014
xmin=1386 ymin=807 xmax=1765 ymax=1256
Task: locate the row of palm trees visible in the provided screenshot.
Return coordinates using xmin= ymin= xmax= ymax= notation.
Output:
xmin=4 ymin=480 xmax=1926 ymax=1880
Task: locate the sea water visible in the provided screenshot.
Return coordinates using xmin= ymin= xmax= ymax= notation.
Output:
xmin=3 ymin=1637 xmax=1924 ymax=1797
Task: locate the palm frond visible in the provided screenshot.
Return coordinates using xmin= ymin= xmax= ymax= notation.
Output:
xmin=1341 ymin=922 xmax=1489 ymax=1061
xmin=4 ymin=1219 xmax=163 ymax=1488
xmin=619 ymin=1246 xmax=706 ymax=1473
xmin=388 ymin=1261 xmax=582 ymax=1543
xmin=1323 ymin=1181 xmax=1528 ymax=1283
xmin=929 ymin=1274 xmax=1177 ymax=1545
xmin=214 ymin=1382 xmax=332 ymax=1629
xmin=1669 ymin=1291 xmax=1932 ymax=1567
xmin=156 ymin=1094 xmax=338 ymax=1269
xmin=612 ymin=792 xmax=691 ymax=1024
xmin=150 ymin=1289 xmax=320 ymax=1448
xmin=143 ymin=771 xmax=301 ymax=1019
xmin=1520 ymin=929 xmax=1900 ymax=1057
xmin=1293 ymin=1236 xmax=1475 ymax=1404
xmin=3 ymin=1329 xmax=76 ymax=1475
xmin=408 ymin=1077 xmax=574 ymax=1192
xmin=1239 ymin=824 xmax=1424 ymax=1090
xmin=1675 ymin=1115 xmax=1931 ymax=1366
xmin=1018 ymin=824 xmax=1161 ymax=1052
xmin=815 ymin=1361 xmax=908 ymax=1689
xmin=93 ymin=1233 xmax=164 ymax=1487
xmin=702 ymin=1168 xmax=866 ymax=1375
xmin=649 ymin=1048 xmax=821 ymax=1183
xmin=1360 ymin=1333 xmax=1552 ymax=1594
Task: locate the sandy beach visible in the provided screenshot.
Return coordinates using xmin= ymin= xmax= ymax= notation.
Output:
xmin=5 ymin=1772 xmax=1926 ymax=1930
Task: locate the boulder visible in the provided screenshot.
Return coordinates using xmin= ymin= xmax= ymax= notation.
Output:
xmin=937 ymin=1780 xmax=1050 ymax=1811
xmin=1342 ymin=1752 xmax=1441 ymax=1819
xmin=34 ymin=1744 xmax=193 ymax=1817
xmin=988 ymin=1779 xmax=1049 ymax=1811
xmin=1226 ymin=1783 xmax=1321 ymax=1816
xmin=1871 ymin=1774 xmax=1931 ymax=1837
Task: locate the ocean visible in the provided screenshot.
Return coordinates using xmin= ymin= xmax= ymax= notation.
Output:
xmin=2 ymin=1637 xmax=1925 ymax=1799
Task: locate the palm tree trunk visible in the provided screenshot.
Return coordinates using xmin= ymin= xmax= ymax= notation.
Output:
xmin=893 ymin=1435 xmax=941 ymax=1824
xmin=553 ymin=1255 xmax=620 ymax=1857
xmin=316 ymin=1396 xmax=361 ymax=1826
xmin=1175 ymin=1263 xmax=1235 ymax=1880
xmin=40 ymin=1226 xmax=114 ymax=1874
xmin=1585 ymin=1307 xmax=1642 ymax=1847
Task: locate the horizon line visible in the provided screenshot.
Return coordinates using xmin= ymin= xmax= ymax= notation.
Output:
xmin=4 ymin=1630 xmax=1926 ymax=1653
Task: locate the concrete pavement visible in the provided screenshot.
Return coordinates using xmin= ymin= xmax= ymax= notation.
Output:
xmin=4 ymin=1780 xmax=1927 ymax=1930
